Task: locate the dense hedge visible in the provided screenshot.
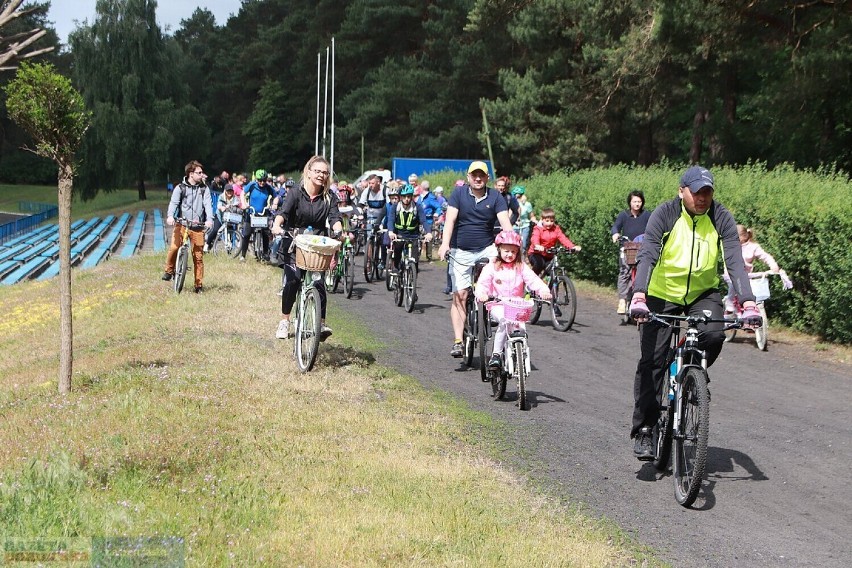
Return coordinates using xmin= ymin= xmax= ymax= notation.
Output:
xmin=523 ymin=163 xmax=852 ymax=344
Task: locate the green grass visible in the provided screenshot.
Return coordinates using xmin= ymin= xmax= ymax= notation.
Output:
xmin=0 ymin=242 xmax=658 ymax=567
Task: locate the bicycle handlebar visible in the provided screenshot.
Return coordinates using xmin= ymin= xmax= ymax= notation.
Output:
xmin=647 ymin=311 xmax=743 ymax=330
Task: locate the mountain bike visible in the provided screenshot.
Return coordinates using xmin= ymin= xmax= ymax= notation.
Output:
xmin=647 ymin=310 xmax=743 ymax=507
xmin=211 ymin=210 xmax=243 ymax=257
xmin=326 ymin=230 xmax=356 ymax=299
xmin=363 ymin=222 xmax=387 ymax=283
xmin=481 ymin=296 xmax=546 ymax=410
xmin=724 ymin=271 xmax=785 ymax=351
xmin=173 ymin=219 xmax=191 ymax=294
xmin=387 ymin=236 xmax=421 ymax=312
xmin=292 ymin=233 xmax=340 ymax=372
xmin=528 ymin=246 xmax=578 ymax=331
xmin=618 ymin=236 xmax=642 ymax=325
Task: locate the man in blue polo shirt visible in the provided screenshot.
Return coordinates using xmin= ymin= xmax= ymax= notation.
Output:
xmin=438 ymin=161 xmax=514 ymax=357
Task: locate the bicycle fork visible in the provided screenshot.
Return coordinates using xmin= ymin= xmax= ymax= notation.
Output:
xmin=504 ymin=332 xmax=530 ymax=377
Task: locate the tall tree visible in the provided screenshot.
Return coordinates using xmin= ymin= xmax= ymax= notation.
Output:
xmin=5 ymin=62 xmax=90 ymax=394
xmin=70 ymin=0 xmax=209 ymax=200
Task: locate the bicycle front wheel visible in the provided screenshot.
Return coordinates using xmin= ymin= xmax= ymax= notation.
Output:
xmin=344 ymin=251 xmax=355 ymax=298
xmin=403 ymin=264 xmax=417 ymax=313
xmin=229 ymin=231 xmax=243 ymax=258
xmin=328 ymin=260 xmax=341 ymax=293
xmin=755 ymin=304 xmax=769 ymax=351
xmin=514 ymin=341 xmax=529 ymax=411
xmin=294 ymin=287 xmax=322 ymax=372
xmin=673 ymin=367 xmax=710 ymax=507
xmin=551 ymin=275 xmax=577 ymax=331
xmin=174 ymin=245 xmax=188 ymax=294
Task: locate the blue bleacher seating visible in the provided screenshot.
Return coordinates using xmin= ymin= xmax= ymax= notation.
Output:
xmin=120 ymin=211 xmax=146 ymax=258
xmin=153 ymin=209 xmax=165 ymax=252
xmin=1 ymin=256 xmax=50 ymax=285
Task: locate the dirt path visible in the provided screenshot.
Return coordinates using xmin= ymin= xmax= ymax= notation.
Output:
xmin=329 ymin=260 xmax=851 ymax=567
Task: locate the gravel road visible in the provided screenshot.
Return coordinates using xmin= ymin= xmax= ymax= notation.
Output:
xmin=329 ymin=259 xmax=851 ymax=567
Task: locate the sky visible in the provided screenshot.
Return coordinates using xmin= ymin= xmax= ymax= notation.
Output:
xmin=44 ymin=0 xmax=243 ymax=45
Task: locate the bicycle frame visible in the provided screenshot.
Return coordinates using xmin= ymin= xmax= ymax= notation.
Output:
xmin=173 ymin=219 xmax=192 ymax=294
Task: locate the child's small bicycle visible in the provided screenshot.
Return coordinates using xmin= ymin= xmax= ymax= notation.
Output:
xmin=724 ymin=271 xmax=786 ymax=351
xmin=481 ymin=296 xmax=545 ymax=411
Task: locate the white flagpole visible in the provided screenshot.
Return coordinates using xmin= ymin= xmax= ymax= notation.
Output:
xmin=330 ymin=37 xmax=336 ymax=176
xmin=314 ymin=51 xmax=322 ymax=156
xmin=322 ymin=46 xmax=329 ymax=158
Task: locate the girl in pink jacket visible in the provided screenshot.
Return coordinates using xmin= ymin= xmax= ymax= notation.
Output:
xmin=476 ymin=230 xmax=552 ymax=369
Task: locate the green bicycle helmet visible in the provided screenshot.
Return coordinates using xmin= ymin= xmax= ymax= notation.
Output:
xmin=511 ymin=185 xmax=525 ymax=196
xmin=399 ymin=184 xmax=416 ymax=196
xmin=254 ymin=168 xmax=268 ymax=181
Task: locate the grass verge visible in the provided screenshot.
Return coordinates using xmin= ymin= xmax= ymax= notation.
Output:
xmin=0 ymin=252 xmax=658 ymax=566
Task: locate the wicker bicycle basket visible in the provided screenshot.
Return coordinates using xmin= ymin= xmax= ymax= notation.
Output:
xmin=294 ymin=234 xmax=340 ymax=271
xmin=622 ymin=241 xmax=642 ymax=265
xmin=501 ymin=297 xmax=535 ymax=323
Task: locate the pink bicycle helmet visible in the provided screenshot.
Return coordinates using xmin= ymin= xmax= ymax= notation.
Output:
xmin=495 ymin=229 xmax=521 ymax=248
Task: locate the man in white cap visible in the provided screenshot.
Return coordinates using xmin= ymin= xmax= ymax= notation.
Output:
xmin=438 ymin=160 xmax=514 ymax=358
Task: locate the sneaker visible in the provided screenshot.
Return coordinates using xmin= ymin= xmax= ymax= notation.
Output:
xmin=633 ymin=427 xmax=654 ymax=461
xmin=161 ymin=272 xmax=173 ymax=281
xmin=487 ymin=353 xmax=502 ymax=369
xmin=319 ymin=324 xmax=333 ymax=342
xmin=194 ymin=285 xmax=203 ymax=294
xmin=442 ymin=287 xmax=451 ymax=295
xmin=617 ymin=299 xmax=627 ymax=314
xmin=203 ymin=243 xmax=209 ymax=253
xmin=239 ymin=256 xmax=246 ymax=263
xmin=276 ymin=319 xmax=290 ymax=339
xmin=450 ymin=341 xmax=463 ymax=358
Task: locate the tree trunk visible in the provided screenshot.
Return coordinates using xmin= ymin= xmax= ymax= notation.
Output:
xmin=137 ymin=178 xmax=147 ymax=201
xmin=58 ymin=162 xmax=74 ymax=394
xmin=689 ymin=107 xmax=706 ymax=164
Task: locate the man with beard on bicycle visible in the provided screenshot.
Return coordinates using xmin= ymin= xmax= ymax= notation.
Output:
xmin=238 ymin=169 xmax=274 ymax=262
xmin=359 ymin=174 xmax=389 ymax=270
xmin=438 ymin=161 xmax=514 ymax=358
xmin=628 ymin=166 xmax=762 ymax=460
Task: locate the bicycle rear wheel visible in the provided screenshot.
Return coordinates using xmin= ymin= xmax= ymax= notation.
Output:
xmin=393 ymin=270 xmax=404 ymax=306
xmin=551 ymin=275 xmax=577 ymax=331
xmin=363 ymin=241 xmax=374 ymax=282
xmin=653 ymin=401 xmax=674 ymax=471
xmin=673 ymin=367 xmax=710 ymax=507
xmin=755 ymin=304 xmax=769 ymax=351
xmin=344 ymin=251 xmax=355 ymax=298
xmin=478 ymin=304 xmax=493 ymax=384
xmin=174 ymin=245 xmax=188 ymax=294
xmin=463 ymin=296 xmax=476 ymax=367
xmin=403 ymin=264 xmax=417 ymax=312
xmin=294 ymin=286 xmax=322 ymax=372
xmin=514 ymin=341 xmax=529 ymax=410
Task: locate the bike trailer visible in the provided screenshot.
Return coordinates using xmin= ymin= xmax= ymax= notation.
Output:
xmin=294 ymin=234 xmax=340 ymax=271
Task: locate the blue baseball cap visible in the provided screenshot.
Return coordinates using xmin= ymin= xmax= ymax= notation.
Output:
xmin=680 ymin=166 xmax=715 ymax=193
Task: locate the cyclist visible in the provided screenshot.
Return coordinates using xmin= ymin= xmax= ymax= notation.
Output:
xmin=387 ymin=183 xmax=432 ymax=276
xmin=723 ymin=224 xmax=793 ymax=312
xmin=417 ymin=181 xmax=441 ymax=260
xmin=494 ymin=176 xmax=520 ymax=232
xmin=238 ymin=169 xmax=274 ymax=262
xmin=611 ymin=189 xmax=651 ymax=315
xmin=204 ymin=183 xmax=240 ymax=251
xmin=512 ymin=186 xmax=535 ymax=254
xmin=162 ymin=160 xmax=213 ymax=293
xmin=628 ymin=165 xmax=762 ymax=460
xmin=271 ymin=155 xmax=343 ymax=341
xmin=475 ymin=230 xmax=551 ymax=369
xmin=358 ymin=174 xmax=389 ymax=270
xmin=527 ymin=207 xmax=581 ymax=276
xmin=438 ymin=160 xmax=514 ymax=358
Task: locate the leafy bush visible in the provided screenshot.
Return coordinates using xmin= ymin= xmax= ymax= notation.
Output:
xmin=524 ymin=163 xmax=852 ymax=344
